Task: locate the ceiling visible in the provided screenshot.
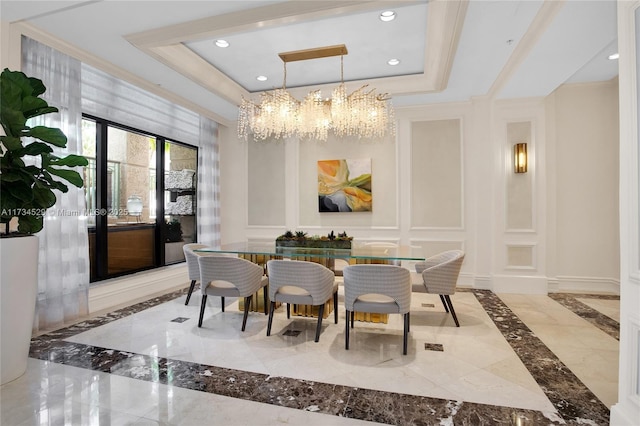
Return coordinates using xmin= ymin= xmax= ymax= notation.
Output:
xmin=1 ymin=1 xmax=619 ymax=126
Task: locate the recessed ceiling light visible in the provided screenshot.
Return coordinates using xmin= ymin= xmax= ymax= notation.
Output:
xmin=256 ymin=75 xmax=267 ymax=81
xmin=387 ymin=59 xmax=400 ymax=66
xmin=379 ymin=11 xmax=396 ymax=21
xmin=215 ymin=40 xmax=229 ymax=48
xmin=608 ymin=53 xmax=619 ymax=60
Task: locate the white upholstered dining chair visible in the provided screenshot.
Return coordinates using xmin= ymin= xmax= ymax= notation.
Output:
xmin=197 ymin=255 xmax=269 ymax=331
xmin=266 ymin=260 xmax=338 ymax=342
xmin=183 ymin=243 xmax=209 ymax=306
xmin=343 ymin=264 xmax=412 ymax=355
xmin=412 ymin=250 xmax=465 ymax=327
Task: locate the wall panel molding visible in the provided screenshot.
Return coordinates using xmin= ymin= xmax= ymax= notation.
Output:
xmin=505 ymin=243 xmax=536 ymax=270
xmin=410 ymin=226 xmax=466 ymax=232
xmin=409 ymin=117 xmax=464 ymax=230
xmin=504 ymin=120 xmax=535 ymax=232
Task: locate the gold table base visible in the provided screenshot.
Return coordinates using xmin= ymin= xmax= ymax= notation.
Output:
xmin=235 ymin=253 xmax=392 ymax=323
xmin=353 ymin=312 xmax=389 ymax=323
xmin=238 ymin=287 xmax=281 ymax=312
xmin=291 ymin=298 xmax=335 ymax=319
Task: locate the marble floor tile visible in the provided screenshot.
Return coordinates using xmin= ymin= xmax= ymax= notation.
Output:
xmin=549 ymin=293 xmax=620 ymax=340
xmin=0 ymin=283 xmax=619 ymax=425
xmin=63 ymin=291 xmax=552 ymax=413
xmin=499 ymin=292 xmax=619 ymax=411
xmin=576 ymin=298 xmax=620 ymax=322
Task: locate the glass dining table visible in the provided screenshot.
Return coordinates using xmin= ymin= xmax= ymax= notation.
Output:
xmin=194 ymin=240 xmax=425 ymax=267
xmin=194 ymin=241 xmax=425 ymax=323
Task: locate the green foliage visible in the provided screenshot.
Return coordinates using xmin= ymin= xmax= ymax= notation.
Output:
xmin=1 ymin=68 xmax=88 ymax=234
xmin=276 ymin=229 xmax=352 ymax=242
xmin=282 ymin=230 xmax=295 ymax=239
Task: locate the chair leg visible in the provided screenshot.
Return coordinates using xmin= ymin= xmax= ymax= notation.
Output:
xmin=286 ymin=303 xmax=290 ymax=319
xmin=350 ymin=311 xmax=355 ymax=328
xmin=407 ymin=311 xmax=410 ymax=333
xmin=333 ymin=291 xmax=338 ymax=324
xmin=345 ymin=309 xmax=350 ymax=350
xmin=314 ymin=304 xmax=325 ymax=342
xmin=241 ymin=295 xmax=252 ymax=332
xmin=263 ymin=287 xmax=268 ymax=315
xmin=403 ymin=312 xmax=409 ymax=355
xmin=198 ymin=295 xmax=208 ymax=327
xmin=185 ymin=280 xmax=196 ymax=305
xmin=221 ymin=296 xmax=225 ymax=312
xmin=444 ymin=295 xmax=460 ymax=327
xmin=266 ymin=301 xmax=276 ymax=336
xmin=439 ymin=295 xmax=449 ymax=313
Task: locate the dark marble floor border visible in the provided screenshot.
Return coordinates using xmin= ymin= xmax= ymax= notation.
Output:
xmin=548 ymin=293 xmax=620 ymax=340
xmin=27 ymin=287 xmax=609 ymax=425
xmin=475 ymin=290 xmax=610 ymax=425
xmin=28 ymin=339 xmax=556 ymax=425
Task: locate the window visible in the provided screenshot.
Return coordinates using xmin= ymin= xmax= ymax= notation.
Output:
xmin=82 ymin=116 xmax=198 ymax=282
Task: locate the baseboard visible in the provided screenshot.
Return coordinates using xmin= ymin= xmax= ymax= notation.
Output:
xmin=457 ymin=272 xmax=476 ymax=288
xmin=552 ymin=276 xmax=620 ymax=295
xmin=491 ymin=275 xmax=548 ymax=294
xmin=89 ymin=264 xmax=189 ymax=314
xmin=610 ymin=402 xmax=640 ymax=426
xmin=471 ymin=274 xmax=491 ymax=290
xmin=469 ymin=275 xmax=619 ymax=295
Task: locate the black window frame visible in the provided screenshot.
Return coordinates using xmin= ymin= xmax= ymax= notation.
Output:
xmin=82 ymin=113 xmax=198 ymax=282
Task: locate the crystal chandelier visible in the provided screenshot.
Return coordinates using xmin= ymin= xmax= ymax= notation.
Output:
xmin=238 ymin=45 xmax=395 ymax=142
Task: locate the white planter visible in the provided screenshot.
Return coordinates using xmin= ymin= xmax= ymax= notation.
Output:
xmin=0 ymin=235 xmax=38 ymax=385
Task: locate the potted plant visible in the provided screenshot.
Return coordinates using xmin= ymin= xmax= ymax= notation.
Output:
xmin=0 ymin=68 xmax=88 ymax=384
xmin=165 ymin=218 xmax=183 ymax=242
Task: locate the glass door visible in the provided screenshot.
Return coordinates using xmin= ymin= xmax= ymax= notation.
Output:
xmin=164 ymin=141 xmax=197 ymax=264
xmin=105 ymin=126 xmax=157 ymax=276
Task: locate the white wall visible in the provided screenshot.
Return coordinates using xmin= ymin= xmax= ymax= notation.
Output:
xmin=220 ymin=87 xmax=620 ymax=294
xmin=0 ymin=21 xmax=19 ymax=70
xmin=547 ymin=81 xmax=620 ymax=293
xmin=611 ymin=1 xmax=640 ymax=424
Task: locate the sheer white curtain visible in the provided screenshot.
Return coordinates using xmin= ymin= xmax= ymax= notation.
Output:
xmin=81 ymin=64 xmax=200 ymax=145
xmin=197 ymin=116 xmax=221 ymax=248
xmin=20 ymin=38 xmax=220 ymax=329
xmin=22 ymin=37 xmax=90 ymax=332
xmin=81 ymin=64 xmax=220 ymax=247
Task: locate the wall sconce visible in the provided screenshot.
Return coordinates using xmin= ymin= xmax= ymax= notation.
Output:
xmin=514 ymin=143 xmax=528 ymax=173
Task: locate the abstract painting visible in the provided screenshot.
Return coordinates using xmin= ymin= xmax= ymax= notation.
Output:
xmin=318 ymin=158 xmax=372 ymax=212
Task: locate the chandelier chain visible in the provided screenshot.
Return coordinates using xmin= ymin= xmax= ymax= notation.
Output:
xmin=283 ymin=62 xmax=287 ymax=90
